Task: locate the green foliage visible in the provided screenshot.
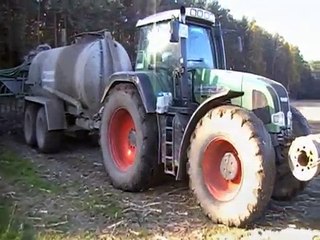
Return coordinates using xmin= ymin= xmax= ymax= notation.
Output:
xmin=0 ymin=0 xmax=317 ymax=98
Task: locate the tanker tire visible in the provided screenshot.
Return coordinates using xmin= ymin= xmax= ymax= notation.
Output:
xmin=100 ymin=83 xmax=161 ymax=192
xmin=272 ymin=105 xmax=311 ymax=201
xmin=188 ymin=105 xmax=276 ymax=227
xmin=24 ymin=104 xmax=38 ymax=147
xmin=35 ymin=107 xmax=62 ymax=153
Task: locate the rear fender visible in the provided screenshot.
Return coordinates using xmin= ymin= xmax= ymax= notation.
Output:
xmin=176 ymin=89 xmax=244 ymax=180
xmin=25 ymin=96 xmax=66 ymax=130
xmin=100 ymin=72 xmax=156 ymax=113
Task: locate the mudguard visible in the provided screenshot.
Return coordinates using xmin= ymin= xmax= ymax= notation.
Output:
xmin=176 ymin=89 xmax=244 ymax=180
xmin=25 ymin=96 xmax=66 ymax=130
xmin=100 ymin=72 xmax=156 ymax=113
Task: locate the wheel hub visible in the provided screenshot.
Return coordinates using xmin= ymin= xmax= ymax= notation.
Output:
xmin=202 ymin=138 xmax=242 ymax=202
xmin=220 ymin=152 xmax=239 ymax=181
xmin=128 ymin=129 xmax=136 ymax=148
xmin=108 ymin=108 xmax=136 ymax=171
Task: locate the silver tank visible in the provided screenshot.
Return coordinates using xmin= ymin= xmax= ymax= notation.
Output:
xmin=27 ymin=33 xmax=132 ymax=115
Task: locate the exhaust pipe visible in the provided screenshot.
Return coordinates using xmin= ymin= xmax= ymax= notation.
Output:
xmin=288 ymin=134 xmax=320 ymax=181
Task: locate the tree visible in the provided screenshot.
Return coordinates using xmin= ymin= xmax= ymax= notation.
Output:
xmin=0 ymin=0 xmax=316 ymax=99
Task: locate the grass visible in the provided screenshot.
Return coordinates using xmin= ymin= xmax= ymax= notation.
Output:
xmin=0 ymin=148 xmax=124 ymax=239
xmin=0 ymin=201 xmax=93 ymax=240
xmin=0 ymin=199 xmax=35 ymax=240
xmin=0 ymin=199 xmax=93 ymax=240
xmin=0 ymin=150 xmax=59 ymax=193
xmin=0 ymin=149 xmax=61 ymax=239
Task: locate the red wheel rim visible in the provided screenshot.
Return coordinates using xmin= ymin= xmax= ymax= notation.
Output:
xmin=202 ymin=138 xmax=242 ymax=202
xmin=108 ymin=108 xmax=136 ymax=171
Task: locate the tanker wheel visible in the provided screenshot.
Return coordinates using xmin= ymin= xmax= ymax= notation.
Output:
xmin=24 ymin=104 xmax=39 ymax=147
xmin=272 ymin=106 xmax=311 ymax=200
xmin=100 ymin=83 xmax=160 ymax=192
xmin=35 ymin=107 xmax=62 ymax=153
xmin=188 ymin=105 xmax=276 ymax=227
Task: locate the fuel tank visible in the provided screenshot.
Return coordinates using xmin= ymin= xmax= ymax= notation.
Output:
xmin=27 ymin=32 xmax=132 ymax=116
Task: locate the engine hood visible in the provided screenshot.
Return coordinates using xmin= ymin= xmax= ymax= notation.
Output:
xmin=193 ymin=68 xmax=289 ymax=103
xmin=193 ymin=68 xmax=291 ymax=131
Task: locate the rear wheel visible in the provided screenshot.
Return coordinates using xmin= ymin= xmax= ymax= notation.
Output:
xmin=100 ymin=84 xmax=160 ymax=192
xmin=272 ymin=106 xmax=311 ymax=200
xmin=24 ymin=104 xmax=38 ymax=146
xmin=36 ymin=107 xmax=62 ymax=153
xmin=188 ymin=105 xmax=276 ymax=227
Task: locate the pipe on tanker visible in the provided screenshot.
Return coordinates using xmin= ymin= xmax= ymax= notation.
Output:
xmin=288 ymin=134 xmax=320 ymax=181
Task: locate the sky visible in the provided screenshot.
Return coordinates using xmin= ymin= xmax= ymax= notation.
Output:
xmin=215 ymin=0 xmax=320 ymax=61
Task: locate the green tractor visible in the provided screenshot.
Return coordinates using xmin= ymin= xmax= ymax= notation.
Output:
xmin=99 ymin=7 xmax=313 ymax=226
xmin=23 ymin=6 xmax=317 ymax=227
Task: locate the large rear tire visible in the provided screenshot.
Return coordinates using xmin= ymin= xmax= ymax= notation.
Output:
xmin=188 ymin=105 xmax=276 ymax=227
xmin=24 ymin=104 xmax=38 ymax=147
xmin=36 ymin=107 xmax=62 ymax=153
xmin=100 ymin=84 xmax=160 ymax=192
xmin=272 ymin=106 xmax=311 ymax=200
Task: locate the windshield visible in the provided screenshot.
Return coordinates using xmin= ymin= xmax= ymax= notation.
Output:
xmin=186 ymin=25 xmax=215 ymax=69
xmin=135 ymin=21 xmax=216 ymax=70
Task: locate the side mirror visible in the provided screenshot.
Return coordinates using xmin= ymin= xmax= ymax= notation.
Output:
xmin=170 ymin=19 xmax=180 ymax=43
xmin=238 ymin=36 xmax=243 ymax=53
xmin=222 ymin=29 xmax=244 ymax=53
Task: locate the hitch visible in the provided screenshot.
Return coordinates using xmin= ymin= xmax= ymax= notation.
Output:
xmin=288 ymin=134 xmax=320 ymax=181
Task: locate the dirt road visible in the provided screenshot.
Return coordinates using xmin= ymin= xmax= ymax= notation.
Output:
xmin=0 ymin=101 xmax=320 ymax=239
xmin=292 ymin=100 xmax=320 ymax=123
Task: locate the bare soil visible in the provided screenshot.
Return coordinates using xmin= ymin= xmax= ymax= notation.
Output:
xmin=0 ymin=108 xmax=320 ymax=239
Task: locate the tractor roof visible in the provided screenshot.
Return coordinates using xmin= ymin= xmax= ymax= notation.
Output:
xmin=136 ymin=7 xmax=215 ymax=27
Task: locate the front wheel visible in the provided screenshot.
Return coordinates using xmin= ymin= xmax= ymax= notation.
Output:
xmin=188 ymin=105 xmax=276 ymax=227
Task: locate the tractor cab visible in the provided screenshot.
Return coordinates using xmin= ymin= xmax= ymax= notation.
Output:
xmin=135 ymin=7 xmax=291 ymax=135
xmin=134 ymin=8 xmax=230 ymax=105
xmin=135 ymin=7 xmax=226 ymax=71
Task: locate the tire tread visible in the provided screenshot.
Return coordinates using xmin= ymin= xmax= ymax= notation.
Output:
xmin=188 ymin=105 xmax=275 ymax=227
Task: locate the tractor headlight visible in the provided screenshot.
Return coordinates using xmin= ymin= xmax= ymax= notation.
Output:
xmin=271 ymin=111 xmax=285 ymax=127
